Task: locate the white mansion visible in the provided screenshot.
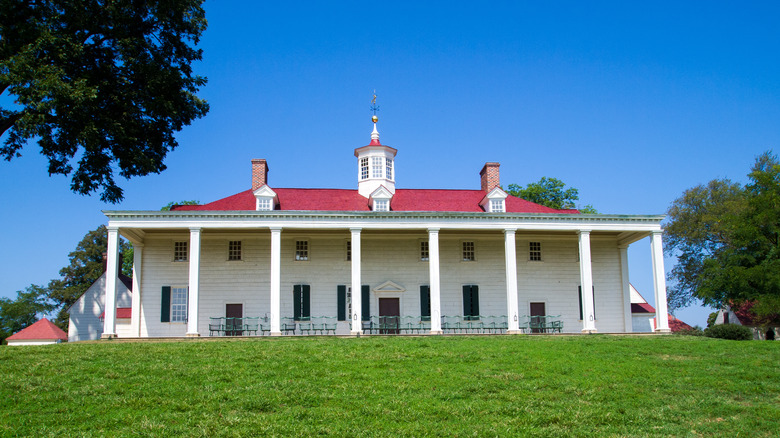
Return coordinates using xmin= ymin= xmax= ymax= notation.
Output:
xmin=100 ymin=118 xmax=670 ymax=338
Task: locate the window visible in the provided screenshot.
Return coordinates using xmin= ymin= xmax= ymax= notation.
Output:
xmin=371 ymin=157 xmax=383 ymax=178
xmin=170 ymin=287 xmax=188 ymax=322
xmin=360 ymin=157 xmax=369 ymax=180
xmin=293 ymin=285 xmax=310 ymax=321
xmin=295 ymin=240 xmax=309 ymax=261
xmin=257 ymin=198 xmax=272 ymax=211
xmin=530 ymin=242 xmax=542 ymax=261
xmin=462 ymin=241 xmax=475 ymax=261
xmin=386 ymin=158 xmax=394 ymax=180
xmin=174 ymin=241 xmax=188 ymax=262
xmin=420 ymin=241 xmax=429 ymax=261
xmin=228 ymin=241 xmax=242 ymax=261
xmin=489 ymin=199 xmax=505 ymax=212
xmin=462 ymin=285 xmax=479 ymax=320
xmin=346 ymin=240 xmax=351 ymax=261
xmin=374 ymin=199 xmax=389 ymax=211
xmin=723 ymin=312 xmax=729 ymax=324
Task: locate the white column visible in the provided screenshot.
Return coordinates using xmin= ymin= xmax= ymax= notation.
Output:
xmin=619 ymin=244 xmax=632 ymax=333
xmin=578 ymin=230 xmax=597 ymax=333
xmin=186 ymin=227 xmax=201 ymax=336
xmin=102 ymin=226 xmax=120 ymax=339
xmin=651 ymin=231 xmax=670 ymax=332
xmin=350 ymin=228 xmax=362 ymax=335
xmin=428 ymin=228 xmax=442 ymax=334
xmin=270 ymin=227 xmax=282 ymax=336
xmin=504 ymin=229 xmax=521 ymax=333
xmin=130 ymin=243 xmax=144 ymax=337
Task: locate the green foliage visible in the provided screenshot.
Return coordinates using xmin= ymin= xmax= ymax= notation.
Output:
xmin=1 ymin=336 xmax=779 ymax=435
xmin=507 ymin=177 xmax=596 ymax=212
xmin=161 ymin=200 xmax=200 ymax=211
xmin=0 ymin=285 xmax=54 ymax=344
xmin=704 ymin=323 xmax=754 ymax=340
xmin=46 ymin=225 xmax=131 ymax=329
xmin=674 ymin=326 xmax=704 ymax=336
xmin=0 ymin=0 xmax=209 ymax=202
xmin=665 ymin=151 xmax=780 ymax=317
xmin=707 ymin=312 xmax=718 ymax=328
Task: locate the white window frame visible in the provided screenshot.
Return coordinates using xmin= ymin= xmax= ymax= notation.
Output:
xmin=170 ymin=286 xmax=188 ymax=322
xmin=257 ymin=198 xmax=273 ymax=211
xmin=360 ymin=157 xmax=369 ymax=180
xmin=371 ymin=156 xmax=383 ymax=178
xmin=529 ymin=241 xmax=542 ymax=261
xmin=295 ymin=240 xmax=309 ymax=261
xmin=462 ymin=241 xmax=476 ymax=262
xmin=374 ymin=199 xmax=389 ymax=212
xmin=173 ymin=241 xmax=188 ymax=262
xmin=489 ymin=199 xmax=505 ymax=213
xmin=420 ymin=240 xmax=429 ymax=261
xmin=228 ymin=240 xmax=242 ymax=261
xmin=385 ymin=158 xmax=394 ymax=180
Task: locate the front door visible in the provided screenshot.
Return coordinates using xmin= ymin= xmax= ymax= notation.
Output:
xmin=226 ymin=303 xmax=243 ymax=336
xmin=530 ymin=302 xmax=546 ymax=334
xmin=379 ymin=298 xmax=400 ymax=334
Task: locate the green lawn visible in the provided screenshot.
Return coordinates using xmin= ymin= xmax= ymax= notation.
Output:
xmin=2 ymin=335 xmax=778 ymax=437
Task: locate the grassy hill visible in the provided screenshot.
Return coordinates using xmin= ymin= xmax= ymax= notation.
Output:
xmin=2 ymin=335 xmax=778 ymax=436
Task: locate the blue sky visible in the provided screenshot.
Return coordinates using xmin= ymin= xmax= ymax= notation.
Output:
xmin=2 ymin=1 xmax=779 ymax=328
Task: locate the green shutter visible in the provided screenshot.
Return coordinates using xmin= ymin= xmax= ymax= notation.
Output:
xmin=293 ymin=285 xmax=302 ymax=320
xmin=471 ymin=285 xmax=479 ymax=317
xmin=337 ymin=285 xmax=346 ymax=321
xmin=160 ymin=286 xmax=171 ymax=323
xmin=462 ymin=285 xmax=472 ymax=317
xmin=578 ymin=286 xmax=583 ymax=320
xmin=592 ymin=286 xmax=596 ymax=320
xmin=303 ymin=285 xmax=311 ymax=319
xmin=420 ymin=285 xmax=431 ymax=320
xmin=361 ymin=285 xmax=370 ymax=321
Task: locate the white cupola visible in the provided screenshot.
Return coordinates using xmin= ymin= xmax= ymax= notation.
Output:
xmin=354 ymin=114 xmax=397 ymax=198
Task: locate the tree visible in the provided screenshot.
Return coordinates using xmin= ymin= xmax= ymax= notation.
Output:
xmin=0 ymin=285 xmax=55 ymax=344
xmin=663 ymin=179 xmax=746 ymax=310
xmin=507 ymin=177 xmax=597 ymax=212
xmin=161 ymin=200 xmax=200 ymax=211
xmin=47 ymin=225 xmax=132 ymax=329
xmin=0 ymin=0 xmax=209 ymax=203
xmin=665 ymin=151 xmax=780 ymax=320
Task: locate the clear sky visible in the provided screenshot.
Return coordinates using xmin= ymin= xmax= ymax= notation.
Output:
xmin=2 ymin=1 xmax=779 ymax=328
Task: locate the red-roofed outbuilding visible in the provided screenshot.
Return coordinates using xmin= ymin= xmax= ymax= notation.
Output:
xmin=6 ymin=318 xmax=67 ymax=346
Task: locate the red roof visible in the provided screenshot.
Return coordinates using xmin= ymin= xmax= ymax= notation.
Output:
xmin=631 ymin=303 xmax=655 ymax=314
xmin=7 ymin=318 xmax=67 ymax=341
xmin=99 ymin=308 xmax=132 ymax=319
xmin=172 ymin=188 xmax=579 ymax=214
xmin=668 ymin=314 xmax=694 ymax=332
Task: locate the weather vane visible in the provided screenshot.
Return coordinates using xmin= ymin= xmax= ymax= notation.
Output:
xmin=370 ymin=91 xmax=379 ymax=121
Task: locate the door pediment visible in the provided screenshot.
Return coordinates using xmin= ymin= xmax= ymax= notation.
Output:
xmin=373 ymin=281 xmax=406 ymax=294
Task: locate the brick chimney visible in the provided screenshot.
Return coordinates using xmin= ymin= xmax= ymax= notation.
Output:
xmin=480 ymin=162 xmax=500 ymax=192
xmin=251 ymin=159 xmax=269 ymax=190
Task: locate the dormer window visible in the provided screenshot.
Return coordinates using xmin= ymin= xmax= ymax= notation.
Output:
xmin=489 ymin=199 xmax=505 ymax=213
xmin=480 ymin=186 xmax=508 ymax=213
xmin=369 ymin=186 xmax=393 ymax=212
xmin=253 ymin=185 xmax=278 ymax=211
xmin=257 ymin=198 xmax=273 ymax=211
xmin=374 ymin=199 xmax=389 ymax=211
